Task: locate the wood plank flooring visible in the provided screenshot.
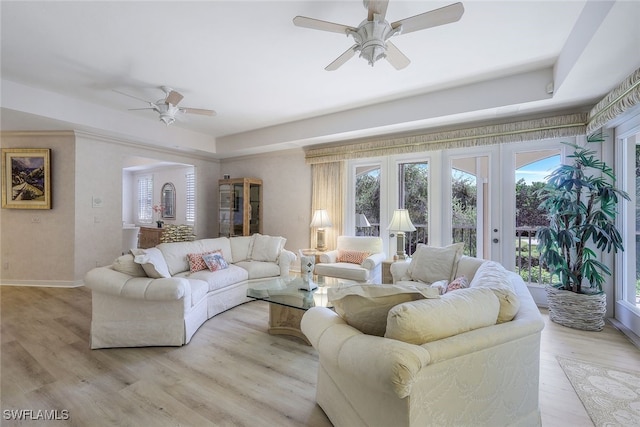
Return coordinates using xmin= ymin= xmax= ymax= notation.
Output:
xmin=1 ymin=285 xmax=639 ymax=427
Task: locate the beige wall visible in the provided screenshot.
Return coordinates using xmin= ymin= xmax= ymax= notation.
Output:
xmin=0 ymin=132 xmax=76 ymax=285
xmin=1 ymin=130 xmax=220 ymax=286
xmin=220 ymin=149 xmax=312 ymax=254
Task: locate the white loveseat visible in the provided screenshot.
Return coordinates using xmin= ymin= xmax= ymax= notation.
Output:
xmin=84 ymin=234 xmax=295 ymax=349
xmin=301 ymin=254 xmax=545 ymax=427
xmin=314 ymin=236 xmax=385 ymax=283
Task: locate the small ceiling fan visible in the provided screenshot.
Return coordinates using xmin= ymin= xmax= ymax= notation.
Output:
xmin=115 ymin=86 xmax=216 ymax=125
xmin=293 ymin=0 xmax=464 ymax=71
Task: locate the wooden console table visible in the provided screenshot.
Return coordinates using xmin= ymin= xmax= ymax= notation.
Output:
xmin=138 ymin=227 xmax=164 ymax=249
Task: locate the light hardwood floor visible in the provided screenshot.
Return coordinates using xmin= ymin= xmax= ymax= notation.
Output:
xmin=1 ymin=285 xmax=639 ymax=427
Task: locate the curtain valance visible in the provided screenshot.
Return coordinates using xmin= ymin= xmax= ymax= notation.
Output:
xmin=586 ymin=67 xmax=640 ymax=134
xmin=305 ymin=113 xmax=587 ymax=164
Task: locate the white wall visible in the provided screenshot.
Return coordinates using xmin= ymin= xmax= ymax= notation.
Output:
xmin=220 ymin=149 xmax=311 ymax=254
xmin=1 ymin=130 xmax=220 ymax=286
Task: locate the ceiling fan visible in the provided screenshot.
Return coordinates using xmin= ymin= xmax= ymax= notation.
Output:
xmin=114 ymin=86 xmax=216 ymax=125
xmin=293 ymin=0 xmax=464 ymax=71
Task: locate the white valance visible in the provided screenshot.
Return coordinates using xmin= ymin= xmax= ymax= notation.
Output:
xmin=305 ymin=113 xmax=587 ymax=164
xmin=587 ymin=67 xmax=640 ymax=134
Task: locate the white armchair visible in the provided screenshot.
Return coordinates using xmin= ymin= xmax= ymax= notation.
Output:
xmin=314 ymin=236 xmax=385 ymax=283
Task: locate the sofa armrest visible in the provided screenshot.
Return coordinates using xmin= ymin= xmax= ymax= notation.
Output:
xmin=301 ymin=307 xmax=431 ymax=399
xmin=319 ymin=250 xmax=338 ymax=263
xmin=278 ymin=249 xmax=297 ymax=276
xmin=84 ymin=267 xmax=189 ymax=301
xmin=361 ymin=252 xmax=386 ymax=270
xmin=390 ymin=261 xmax=411 ymax=283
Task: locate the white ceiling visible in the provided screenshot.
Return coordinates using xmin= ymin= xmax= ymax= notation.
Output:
xmin=1 ymin=1 xmax=639 ymax=159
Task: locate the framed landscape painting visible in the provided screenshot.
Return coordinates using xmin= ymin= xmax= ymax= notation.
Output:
xmin=1 ymin=148 xmax=51 ymax=209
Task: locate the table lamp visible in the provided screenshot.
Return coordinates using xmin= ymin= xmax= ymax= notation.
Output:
xmin=355 ymin=213 xmax=371 ymax=235
xmin=387 ymin=209 xmax=416 ymax=259
xmin=310 ymin=209 xmax=332 ymax=251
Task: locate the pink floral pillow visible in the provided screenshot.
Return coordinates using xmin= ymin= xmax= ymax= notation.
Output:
xmin=337 ymin=250 xmax=370 ymax=265
xmin=445 ymin=276 xmax=469 ymax=293
xmin=187 ymin=251 xmax=218 ymax=273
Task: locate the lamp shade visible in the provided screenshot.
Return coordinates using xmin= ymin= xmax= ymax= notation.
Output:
xmin=310 ymin=209 xmax=332 ymax=228
xmin=387 ymin=209 xmax=416 ymax=232
xmin=355 ymin=213 xmax=371 ymax=227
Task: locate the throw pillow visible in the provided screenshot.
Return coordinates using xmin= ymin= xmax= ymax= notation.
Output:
xmin=202 ymin=251 xmax=229 ymax=272
xmin=406 ymin=243 xmax=464 ymax=284
xmin=187 ymin=251 xmax=219 ymax=273
xmin=248 ymin=234 xmax=286 ymax=262
xmin=112 ymin=254 xmax=147 ymax=277
xmin=385 ymin=287 xmax=500 ymax=345
xmin=130 ymin=248 xmax=171 ymax=278
xmin=445 ymin=276 xmax=469 ymax=293
xmin=469 ymin=261 xmax=520 ymax=323
xmin=337 ymin=250 xmax=370 ymax=265
xmin=328 ymin=283 xmax=440 ymax=336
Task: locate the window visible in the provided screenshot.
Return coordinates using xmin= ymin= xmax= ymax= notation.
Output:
xmin=137 ymin=175 xmax=153 ymax=223
xmin=186 ymin=172 xmax=195 ymax=223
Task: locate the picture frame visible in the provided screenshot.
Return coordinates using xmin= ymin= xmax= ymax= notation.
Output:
xmin=1 ymin=148 xmax=51 ymax=209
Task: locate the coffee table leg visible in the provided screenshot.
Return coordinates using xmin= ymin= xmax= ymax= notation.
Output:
xmin=268 ymin=304 xmax=311 ymax=345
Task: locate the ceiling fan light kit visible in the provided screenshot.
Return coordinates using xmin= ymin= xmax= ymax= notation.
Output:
xmin=293 ymin=0 xmax=464 ymax=71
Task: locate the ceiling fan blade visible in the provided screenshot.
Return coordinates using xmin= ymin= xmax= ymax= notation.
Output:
xmin=181 ymin=108 xmax=216 ymax=116
xmin=325 ymin=44 xmax=359 ymax=71
xmin=293 ymin=16 xmax=355 ymax=34
xmin=113 ymin=89 xmax=153 ymax=105
xmin=385 ymin=41 xmax=410 ymax=70
xmin=366 ymin=0 xmax=389 ymax=21
xmin=391 ymin=2 xmax=464 ymax=35
xmin=165 ymin=90 xmax=184 ymax=106
xmin=128 ymin=107 xmax=157 ymax=111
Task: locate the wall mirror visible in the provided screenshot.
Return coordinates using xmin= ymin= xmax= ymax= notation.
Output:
xmin=161 ymin=182 xmax=176 ymax=219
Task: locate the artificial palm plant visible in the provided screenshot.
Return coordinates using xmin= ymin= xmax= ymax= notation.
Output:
xmin=536 ymin=134 xmax=630 ymax=295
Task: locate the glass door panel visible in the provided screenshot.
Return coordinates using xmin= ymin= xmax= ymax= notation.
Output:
xmin=355 ymin=165 xmax=380 ymax=236
xmin=513 ymin=150 xmax=560 ymax=284
xmin=398 ymin=161 xmax=429 ymax=255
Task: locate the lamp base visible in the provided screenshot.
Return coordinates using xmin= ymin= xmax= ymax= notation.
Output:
xmin=316 ymin=228 xmax=327 ymax=251
xmin=396 ymin=232 xmax=408 ymax=260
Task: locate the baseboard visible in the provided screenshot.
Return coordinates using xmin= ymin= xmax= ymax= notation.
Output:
xmin=0 ymin=280 xmax=84 ymax=288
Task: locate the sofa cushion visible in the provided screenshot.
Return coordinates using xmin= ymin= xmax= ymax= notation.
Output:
xmin=177 ymin=264 xmax=248 ymax=292
xmin=248 ymin=234 xmax=286 ymax=262
xmin=385 ymin=287 xmax=500 ymax=345
xmin=202 ymin=251 xmax=229 ymax=272
xmin=337 ymin=249 xmax=370 ymax=264
xmin=234 ymin=261 xmax=280 ymax=279
xmin=157 ymin=238 xmax=232 ymax=275
xmin=130 ymin=248 xmax=171 ymax=278
xmin=230 ymin=236 xmax=253 ymax=262
xmin=113 ymin=254 xmax=147 ymax=277
xmin=314 ymin=262 xmax=369 ymax=282
xmin=469 ymin=261 xmax=520 ymax=323
xmin=406 ymin=243 xmax=464 ymax=284
xmin=328 ymin=284 xmax=440 ymax=336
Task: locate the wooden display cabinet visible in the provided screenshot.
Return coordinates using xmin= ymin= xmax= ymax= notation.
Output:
xmin=218 ymin=177 xmax=262 ymax=237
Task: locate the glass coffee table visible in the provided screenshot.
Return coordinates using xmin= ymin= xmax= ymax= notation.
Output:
xmin=246 ymin=274 xmax=357 ymax=344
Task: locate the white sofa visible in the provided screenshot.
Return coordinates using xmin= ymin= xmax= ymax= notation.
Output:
xmin=301 ymin=255 xmax=545 ymax=427
xmin=314 ymin=236 xmax=385 ymax=283
xmin=84 ymin=234 xmax=295 ymax=349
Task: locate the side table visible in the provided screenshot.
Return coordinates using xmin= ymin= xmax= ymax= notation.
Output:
xmin=381 ymin=258 xmax=411 ymax=284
